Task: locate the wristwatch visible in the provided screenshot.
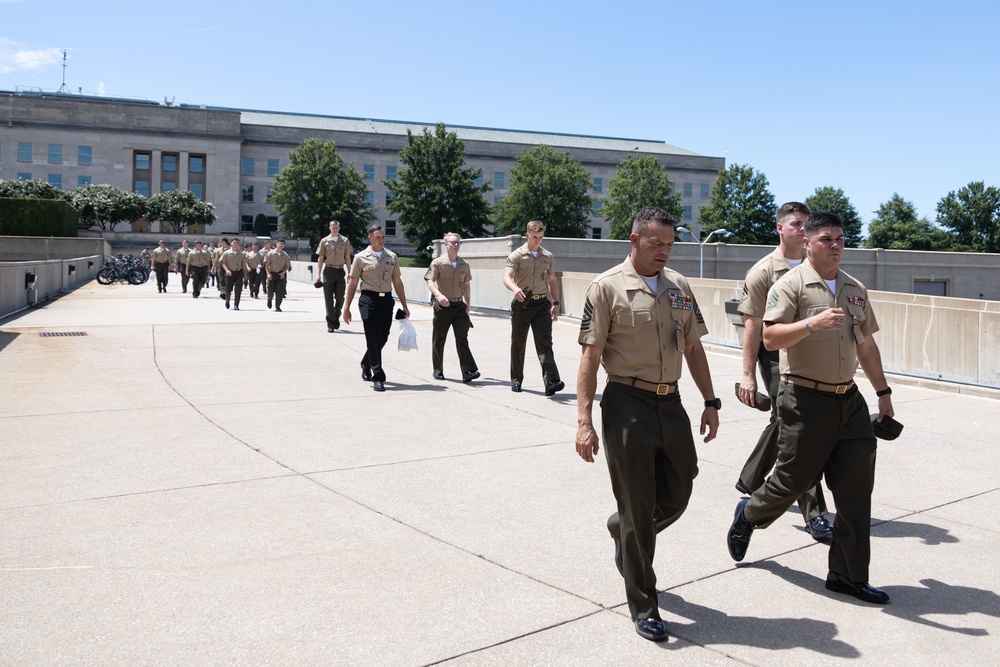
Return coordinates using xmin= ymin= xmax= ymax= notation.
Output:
xmin=552 ymin=300 xmax=560 ymax=305
xmin=705 ymin=398 xmax=722 ymax=410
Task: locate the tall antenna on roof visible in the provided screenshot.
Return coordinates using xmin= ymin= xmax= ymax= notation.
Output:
xmin=58 ymin=50 xmax=69 ymax=93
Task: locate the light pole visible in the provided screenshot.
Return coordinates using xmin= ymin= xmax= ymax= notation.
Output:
xmin=678 ymin=226 xmax=731 ymax=278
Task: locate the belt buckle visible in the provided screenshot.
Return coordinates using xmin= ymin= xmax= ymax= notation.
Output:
xmin=379 ymin=292 xmax=387 ymax=297
xmin=835 ymin=384 xmax=848 ymax=394
xmin=656 ymin=383 xmax=671 ymax=395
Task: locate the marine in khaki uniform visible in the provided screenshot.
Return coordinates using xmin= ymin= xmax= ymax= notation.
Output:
xmin=264 ymin=240 xmax=292 ymax=312
xmin=245 ymin=243 xmax=264 ymax=299
xmin=736 ymin=202 xmax=832 ymax=541
xmin=315 ymin=220 xmax=354 ymax=332
xmin=211 ymin=238 xmax=230 ymax=295
xmin=727 ymin=212 xmax=896 ymax=605
xmin=151 ymin=240 xmax=172 ymax=293
xmin=343 ymin=224 xmax=410 ymax=392
xmin=576 ymin=207 xmax=720 ymax=643
xmin=424 ymin=232 xmax=479 ymax=383
xmin=502 ymin=220 xmax=563 ymax=395
xmin=185 ymin=241 xmax=212 ymax=298
xmin=175 ymin=239 xmax=192 ymax=294
xmin=219 ymin=240 xmax=250 ymax=310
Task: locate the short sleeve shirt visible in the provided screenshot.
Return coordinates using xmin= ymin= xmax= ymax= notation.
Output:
xmin=350 ymin=247 xmax=399 ymax=292
xmin=738 ymin=248 xmax=796 ymax=319
xmin=317 ymin=234 xmax=354 ymax=268
xmin=505 ymin=244 xmax=554 ymax=295
xmin=424 ymin=256 xmax=472 ymax=302
xmin=764 ymin=262 xmax=880 ymax=384
xmin=186 ymin=249 xmax=211 ymax=267
xmin=264 ymin=249 xmax=291 ymax=273
xmin=579 ymin=256 xmax=708 ymax=384
xmin=220 ymin=248 xmax=249 ymax=272
xmin=245 ymin=250 xmax=263 ymax=269
xmin=175 ymin=247 xmax=191 ymax=267
xmin=152 ymin=247 xmax=172 ymax=265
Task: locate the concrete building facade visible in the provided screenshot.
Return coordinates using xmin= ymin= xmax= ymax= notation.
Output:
xmin=1 ymin=90 xmax=724 ymax=254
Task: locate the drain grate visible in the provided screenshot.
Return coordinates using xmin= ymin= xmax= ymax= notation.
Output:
xmin=39 ymin=332 xmax=88 ymax=337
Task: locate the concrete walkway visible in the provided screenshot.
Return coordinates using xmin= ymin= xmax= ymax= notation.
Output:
xmin=1 ymin=278 xmax=998 ymax=666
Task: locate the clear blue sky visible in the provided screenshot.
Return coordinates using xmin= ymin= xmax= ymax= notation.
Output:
xmin=2 ymin=0 xmax=997 ymax=231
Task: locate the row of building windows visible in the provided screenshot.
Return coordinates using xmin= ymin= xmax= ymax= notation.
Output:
xmin=241 ymin=157 xmax=281 ymax=177
xmin=134 ymin=152 xmax=205 ymax=174
xmin=2 ymin=142 xmax=94 ymax=164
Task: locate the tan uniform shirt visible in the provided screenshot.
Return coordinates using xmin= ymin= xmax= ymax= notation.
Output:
xmin=212 ymin=246 xmax=228 ymax=269
xmin=424 ymin=256 xmax=472 ymax=302
xmin=737 ymin=248 xmax=799 ymax=318
xmin=505 ymin=244 xmax=555 ymax=296
xmin=764 ymin=262 xmax=879 ymax=384
xmin=219 ymin=248 xmax=249 ymax=273
xmin=245 ymin=251 xmax=263 ymax=270
xmin=317 ymin=234 xmax=354 ymax=268
xmin=350 ymin=247 xmax=399 ymax=292
xmin=152 ymin=247 xmax=172 ymax=266
xmin=579 ymin=256 xmax=708 ymax=384
xmin=186 ymin=249 xmax=211 ymax=268
xmin=264 ymin=249 xmax=291 ymax=274
xmin=175 ymin=247 xmax=191 ymax=270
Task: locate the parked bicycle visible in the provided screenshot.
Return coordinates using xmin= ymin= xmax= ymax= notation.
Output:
xmin=96 ymin=255 xmax=151 ymax=285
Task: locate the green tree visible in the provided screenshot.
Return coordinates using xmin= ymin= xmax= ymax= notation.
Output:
xmin=147 ymin=189 xmax=215 ymax=233
xmin=865 ymin=194 xmax=954 ymax=250
xmin=71 ymin=183 xmax=148 ymax=231
xmin=270 ymin=138 xmax=376 ymax=247
xmin=698 ymin=164 xmax=777 ymax=245
xmin=492 ymin=144 xmax=593 ymax=238
xmin=805 ymin=186 xmax=863 ymax=247
xmin=935 ymin=181 xmax=1000 ymax=253
xmin=602 ymin=154 xmax=683 ymax=239
xmin=0 ymin=178 xmax=71 ymax=202
xmin=386 ymin=123 xmax=492 ymax=260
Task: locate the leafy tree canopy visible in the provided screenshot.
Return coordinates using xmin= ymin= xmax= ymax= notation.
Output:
xmin=603 ymin=154 xmax=683 ymax=240
xmin=935 ymin=181 xmax=1000 ymax=253
xmin=805 ymin=186 xmax=863 ymax=248
xmin=270 ymin=138 xmax=376 ymax=248
xmin=71 ymin=183 xmax=148 ymax=231
xmin=0 ymin=178 xmax=71 ymax=202
xmin=386 ymin=123 xmax=492 ymax=259
xmin=147 ymin=189 xmax=215 ymax=234
xmin=492 ymin=144 xmax=593 ymax=238
xmin=698 ymin=164 xmax=777 ymax=245
xmin=865 ymin=193 xmax=954 ymax=251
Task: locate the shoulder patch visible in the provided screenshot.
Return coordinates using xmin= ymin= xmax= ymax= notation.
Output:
xmin=766 ymin=287 xmax=779 ymax=309
xmin=580 ymin=297 xmax=594 ymax=331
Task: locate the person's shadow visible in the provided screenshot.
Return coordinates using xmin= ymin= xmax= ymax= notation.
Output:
xmin=653 ymin=589 xmax=860 ymax=657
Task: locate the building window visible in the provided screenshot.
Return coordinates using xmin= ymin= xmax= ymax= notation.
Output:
xmin=78 ymin=145 xmax=93 ymax=165
xmin=241 ymin=185 xmax=254 ymax=202
xmin=363 ymin=164 xmax=375 ymax=181
xmin=18 ymin=142 xmax=32 ymax=162
xmin=593 ymin=177 xmax=603 ymax=193
xmin=385 ymin=165 xmax=397 ymax=181
xmin=683 ymin=205 xmax=692 ymax=221
xmin=683 ymin=183 xmax=692 ymax=198
xmin=266 ymin=216 xmax=278 ymax=232
xmin=494 ymin=171 xmax=505 ymax=189
xmin=700 ymin=183 xmax=710 ymax=199
xmin=592 ymin=201 xmax=603 ymax=216
xmin=242 ymin=157 xmax=255 ymax=176
xmin=162 ymin=182 xmax=177 ymax=193
xmin=135 ymin=152 xmax=151 ymax=171
xmin=162 ymin=153 xmax=178 ymax=172
xmin=135 ymin=181 xmax=150 ymax=197
xmin=190 ymin=183 xmax=204 ymax=200
xmin=385 ymin=220 xmax=397 ymax=236
xmin=47 ymin=174 xmax=62 ymax=189
xmin=473 ymin=174 xmax=483 ymax=187
xmin=266 ymin=186 xmax=274 ymax=203
xmin=77 ymin=175 xmax=92 ymax=188
xmin=592 ymin=227 xmax=602 ymax=240
xmin=363 ymin=191 xmax=374 ymax=206
xmin=385 ymin=190 xmax=394 ymax=205
xmin=241 ymin=215 xmax=254 ymax=232
xmin=48 ymin=144 xmax=63 ymax=164
xmin=17 ymin=172 xmax=31 ymax=180
xmin=267 ymin=158 xmax=279 ymax=176
xmin=189 ymin=155 xmax=204 ymax=173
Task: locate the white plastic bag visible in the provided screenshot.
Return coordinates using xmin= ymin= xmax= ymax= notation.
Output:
xmin=398 ymin=317 xmax=418 ymax=351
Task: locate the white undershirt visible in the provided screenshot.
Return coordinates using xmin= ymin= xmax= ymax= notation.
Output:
xmin=788 ymin=258 xmax=803 ymax=268
xmin=451 ymin=261 xmax=457 ymax=268
xmin=374 ymin=250 xmax=383 ymax=258
xmin=824 ymin=278 xmax=837 ymax=293
xmin=530 ymin=251 xmax=538 ymax=258
xmin=641 ymin=275 xmax=658 ymax=293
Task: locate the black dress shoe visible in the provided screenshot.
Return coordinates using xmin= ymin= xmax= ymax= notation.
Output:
xmin=328 ymin=326 xmax=335 ymax=333
xmin=267 ymin=299 xmax=272 ymax=309
xmin=373 ymin=380 xmax=385 ymax=392
xmin=333 ymin=321 xmax=340 ymax=330
xmin=735 ymin=479 xmax=752 ymax=495
xmin=634 ymin=617 xmax=668 ymax=642
xmin=275 ymin=307 xmax=282 ymax=312
xmin=544 ymin=380 xmax=565 ymax=396
xmin=433 ymin=371 xmax=445 ymax=380
xmin=806 ymin=515 xmax=834 ymax=542
xmin=511 ymin=382 xmax=522 ymax=393
xmin=233 ymin=306 xmax=239 ymax=311
xmin=462 ymin=370 xmax=480 ymax=383
xmin=727 ymin=498 xmax=755 ymax=562
xmin=361 ymin=363 xmax=372 ymax=382
xmin=613 ymin=537 xmax=624 ymax=578
xmin=825 ymin=572 xmax=890 ymax=604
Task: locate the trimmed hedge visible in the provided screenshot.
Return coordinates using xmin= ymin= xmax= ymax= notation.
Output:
xmin=0 ymin=198 xmax=80 ymax=237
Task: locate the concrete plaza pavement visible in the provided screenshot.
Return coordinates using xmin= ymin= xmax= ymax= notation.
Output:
xmin=1 ymin=277 xmax=999 ymax=666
